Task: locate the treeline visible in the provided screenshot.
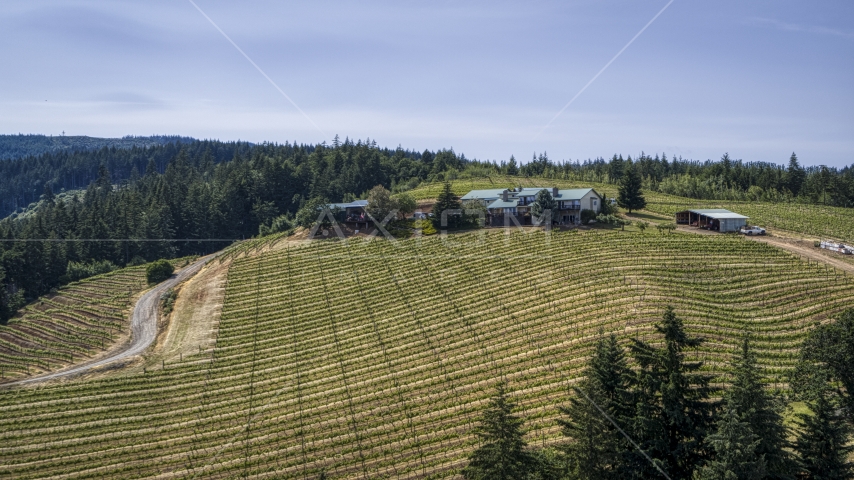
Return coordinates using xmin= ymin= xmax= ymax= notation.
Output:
xmin=464 ymin=307 xmax=854 ymax=480
xmin=0 ymin=134 xmax=196 ymax=162
xmin=5 ymin=137 xmax=853 ymax=220
xmin=458 ymin=152 xmax=854 ymax=207
xmin=0 ymin=137 xmax=461 ymax=322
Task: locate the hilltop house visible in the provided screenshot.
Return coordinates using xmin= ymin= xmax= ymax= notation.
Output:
xmin=326 ymin=200 xmax=371 ymax=228
xmin=461 ymin=187 xmax=602 ymax=227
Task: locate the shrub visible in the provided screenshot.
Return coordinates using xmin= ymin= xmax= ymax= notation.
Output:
xmin=146 ymin=260 xmax=174 ymax=285
xmin=461 ymin=200 xmax=487 ymax=228
xmin=414 ymin=219 xmax=437 ymax=235
xmin=295 ymin=198 xmax=336 ymax=229
xmin=580 ymin=209 xmax=597 ymax=224
xmin=386 ymin=219 xmax=415 ymax=239
xmin=596 ymin=213 xmax=616 ymax=224
xmin=160 ymin=289 xmax=177 ymax=316
xmin=656 ymin=222 xmax=677 ymax=234
xmin=259 ymin=214 xmax=294 ymax=237
xmin=598 ymin=193 xmax=617 ymax=216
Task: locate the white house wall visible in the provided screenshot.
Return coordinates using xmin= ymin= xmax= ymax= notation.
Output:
xmin=580 ymin=191 xmax=602 ymax=213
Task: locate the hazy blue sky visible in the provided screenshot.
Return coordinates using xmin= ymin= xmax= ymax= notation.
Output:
xmin=1 ymin=1 xmax=852 ymax=167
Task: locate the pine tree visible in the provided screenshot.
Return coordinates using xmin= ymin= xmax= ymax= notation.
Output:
xmin=721 ymin=153 xmax=733 ymax=188
xmin=507 ymin=155 xmax=519 ymax=176
xmin=794 ymin=391 xmax=854 ymax=480
xmin=463 ymin=382 xmax=534 ymax=480
xmin=727 ymin=337 xmax=794 ymax=479
xmin=95 ymin=164 xmax=111 ymax=191
xmin=531 ymin=189 xmax=557 ymax=226
xmin=42 ymin=183 xmax=55 ymax=203
xmin=786 ymin=152 xmax=806 ymax=197
xmin=617 ymin=161 xmax=646 ymax=213
xmin=696 ymin=404 xmax=766 ymax=480
xmin=609 ymin=154 xmax=625 ymax=182
xmin=628 ymin=306 xmax=714 ymax=479
xmin=559 ymin=334 xmax=632 ymax=479
xmin=433 ymin=181 xmax=461 ymax=229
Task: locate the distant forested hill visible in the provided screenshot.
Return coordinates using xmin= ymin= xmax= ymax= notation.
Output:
xmin=0 ymin=139 xmax=247 ymax=216
xmin=0 ymin=134 xmax=195 ymax=160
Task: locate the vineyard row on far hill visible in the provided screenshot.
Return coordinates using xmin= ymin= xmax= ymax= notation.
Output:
xmin=1 ymin=229 xmax=852 ymax=479
xmin=0 ymin=258 xmax=191 ymax=383
xmin=0 ymin=267 xmax=147 ymax=381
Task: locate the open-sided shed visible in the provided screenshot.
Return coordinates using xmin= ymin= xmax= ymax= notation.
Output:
xmin=675 ymin=209 xmax=748 ymax=233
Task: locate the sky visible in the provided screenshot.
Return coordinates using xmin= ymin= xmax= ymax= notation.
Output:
xmin=0 ymin=0 xmax=852 ymax=167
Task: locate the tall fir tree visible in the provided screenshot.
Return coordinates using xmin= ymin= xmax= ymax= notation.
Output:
xmin=609 ymin=154 xmax=625 ymax=182
xmin=695 ymin=403 xmax=766 ymax=480
xmin=433 ymin=181 xmax=462 ymax=229
xmin=506 ymin=155 xmax=519 ymax=175
xmin=617 ymin=161 xmax=646 ymax=213
xmin=794 ymin=391 xmax=854 ymax=480
xmin=531 ymin=189 xmax=557 ymax=226
xmin=463 ymin=382 xmax=534 ymax=480
xmin=786 ymin=152 xmax=806 ymax=197
xmin=727 ymin=337 xmax=794 ymax=479
xmin=559 ymin=334 xmax=632 ymax=479
xmin=720 ymin=153 xmax=733 ymax=188
xmin=627 ymin=306 xmax=715 ymax=479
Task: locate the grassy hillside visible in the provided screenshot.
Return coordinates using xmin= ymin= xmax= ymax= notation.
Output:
xmin=1 ymin=230 xmax=851 ymax=478
xmin=409 ymin=177 xmax=854 ymax=241
xmin=0 ymin=267 xmax=147 ymax=381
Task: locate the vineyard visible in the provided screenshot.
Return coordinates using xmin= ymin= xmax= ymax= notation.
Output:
xmin=409 ymin=177 xmax=854 ymax=241
xmin=1 ymin=230 xmax=852 ymax=478
xmin=0 ymin=267 xmax=148 ymax=382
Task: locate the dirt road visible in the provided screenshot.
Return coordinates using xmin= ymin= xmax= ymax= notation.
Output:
xmin=7 ymin=256 xmax=213 ymax=386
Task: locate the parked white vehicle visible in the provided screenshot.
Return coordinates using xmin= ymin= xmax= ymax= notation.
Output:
xmin=819 ymin=240 xmax=854 ymax=255
xmin=739 ymin=225 xmax=766 ymax=236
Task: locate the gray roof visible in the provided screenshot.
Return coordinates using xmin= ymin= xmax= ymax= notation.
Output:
xmin=679 ymin=209 xmax=749 ymax=220
xmin=461 ymin=187 xmax=597 ymax=203
xmin=555 ymin=188 xmax=595 ymax=200
xmin=486 ymin=199 xmax=520 ymax=209
xmin=326 ymin=199 xmax=368 ymax=210
xmin=460 ymin=189 xmax=507 ymax=201
xmin=515 ymin=188 xmax=545 ymax=197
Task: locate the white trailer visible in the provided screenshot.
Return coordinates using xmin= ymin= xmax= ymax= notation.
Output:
xmin=820 ymin=240 xmax=854 ymax=255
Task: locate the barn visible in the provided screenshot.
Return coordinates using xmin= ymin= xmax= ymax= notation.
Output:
xmin=675 ymin=209 xmax=748 ymax=233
